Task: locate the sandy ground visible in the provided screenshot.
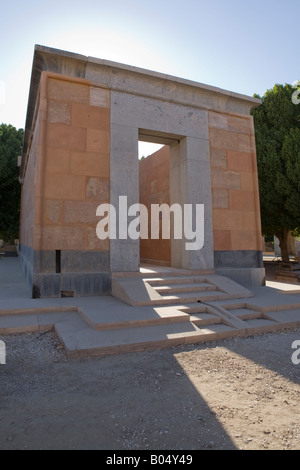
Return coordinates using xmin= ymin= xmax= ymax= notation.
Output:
xmin=0 ymin=261 xmax=299 ymax=451
xmin=0 ymin=328 xmax=299 ymax=451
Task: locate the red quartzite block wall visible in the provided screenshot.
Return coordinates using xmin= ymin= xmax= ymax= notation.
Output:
xmin=19 ymin=72 xmax=111 ymax=295
xmin=208 ymin=111 xmax=262 ymax=254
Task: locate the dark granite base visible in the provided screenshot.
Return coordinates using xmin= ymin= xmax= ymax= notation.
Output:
xmin=19 ymin=245 xmax=111 ymax=298
xmin=214 ymin=250 xmax=263 ymax=269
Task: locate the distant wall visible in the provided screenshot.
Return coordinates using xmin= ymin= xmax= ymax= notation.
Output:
xmin=139 ymin=146 xmax=171 ymax=266
xmin=19 ymin=105 xmax=40 ymax=287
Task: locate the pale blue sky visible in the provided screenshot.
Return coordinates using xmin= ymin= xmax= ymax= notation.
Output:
xmin=0 ymin=0 xmax=299 ymax=146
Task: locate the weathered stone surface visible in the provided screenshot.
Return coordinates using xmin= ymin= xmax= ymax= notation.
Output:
xmin=45 ymin=199 xmax=61 ymax=224
xmin=86 ymin=177 xmax=109 ymax=201
xmin=111 ymin=91 xmax=209 ymax=140
xmin=212 ymin=188 xmax=229 ymax=209
xmin=90 ymin=86 xmax=110 ymax=108
xmin=48 ymin=100 xmax=71 ymax=124
xmin=62 ymin=201 xmax=99 ymax=225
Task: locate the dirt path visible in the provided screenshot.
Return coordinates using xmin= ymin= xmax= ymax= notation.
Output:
xmin=0 ymin=327 xmax=299 ymax=450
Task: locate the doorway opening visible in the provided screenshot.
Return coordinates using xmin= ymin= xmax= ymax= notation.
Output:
xmin=138 ymin=131 xmax=181 ymax=268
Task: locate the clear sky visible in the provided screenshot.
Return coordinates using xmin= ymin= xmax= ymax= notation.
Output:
xmin=0 ymin=0 xmax=299 ymax=156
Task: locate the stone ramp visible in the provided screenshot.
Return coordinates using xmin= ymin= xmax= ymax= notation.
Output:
xmin=111 ymin=272 xmax=253 ymax=306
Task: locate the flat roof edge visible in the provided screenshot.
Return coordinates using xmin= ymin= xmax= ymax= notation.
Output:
xmin=35 ymin=44 xmax=262 ymax=105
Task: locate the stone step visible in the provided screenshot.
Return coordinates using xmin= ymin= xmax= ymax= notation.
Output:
xmin=148 ymin=277 xmax=210 ymax=286
xmin=238 ymin=317 xmax=279 ymax=333
xmin=161 ymin=290 xmax=231 ymax=303
xmin=55 ymin=315 xmax=237 ymax=358
xmin=153 ymin=282 xmax=217 ymax=294
xmin=188 ymin=312 xmax=223 ymax=326
xmin=112 ymin=269 xmax=215 ymax=279
xmin=226 ymin=307 xmax=263 ymax=320
xmin=263 ymin=308 xmax=300 ymax=326
xmin=178 ymin=305 xmax=223 ymax=326
xmin=79 ymin=303 xmax=191 ymax=330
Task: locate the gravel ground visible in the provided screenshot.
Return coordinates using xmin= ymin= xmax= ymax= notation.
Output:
xmin=0 ymin=327 xmax=299 ymax=450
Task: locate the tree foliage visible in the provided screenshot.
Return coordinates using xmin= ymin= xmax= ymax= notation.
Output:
xmin=0 ymin=123 xmax=24 ymax=242
xmin=251 ymin=84 xmax=300 ymax=261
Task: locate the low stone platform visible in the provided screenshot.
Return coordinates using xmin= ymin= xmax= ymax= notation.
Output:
xmin=1 ymin=259 xmax=300 ymax=358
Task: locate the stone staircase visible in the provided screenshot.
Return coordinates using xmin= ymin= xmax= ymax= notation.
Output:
xmin=48 ymin=271 xmax=250 ymax=357
xmin=111 ymin=271 xmax=253 ymax=307
xmin=53 ymin=271 xmax=265 ymax=356
xmin=54 ymin=301 xmax=240 ymax=358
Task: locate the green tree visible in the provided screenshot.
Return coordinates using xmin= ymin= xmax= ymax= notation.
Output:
xmin=251 ymin=84 xmax=300 ymax=262
xmin=0 ymin=123 xmax=24 ymax=242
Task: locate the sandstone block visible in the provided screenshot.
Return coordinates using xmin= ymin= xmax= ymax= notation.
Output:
xmin=48 ymin=100 xmax=71 ymax=124
xmin=228 ymin=115 xmax=251 ymax=135
xmin=40 ymin=226 xmax=85 ymax=250
xmin=227 ymin=150 xmax=253 ymax=171
xmin=48 ymin=78 xmax=89 ymax=104
xmin=213 ymin=229 xmax=232 ymax=250
xmin=86 ymin=227 xmax=110 ymax=251
xmin=45 ymin=147 xmax=71 ymax=174
xmin=213 ymin=209 xmax=243 ymax=231
xmin=71 ymin=103 xmax=109 ymax=130
xmin=242 ymin=211 xmax=259 ymax=232
xmin=229 ymin=189 xmax=256 ymax=211
xmin=208 ymin=112 xmax=228 ymax=130
xmin=209 ymin=128 xmax=239 ymax=151
xmin=86 ymin=177 xmax=109 ymax=201
xmin=44 ymin=174 xmax=86 ymax=200
xmin=231 ymin=230 xmax=258 ymax=251
xmin=87 ymin=129 xmax=109 ymax=153
xmin=212 ymin=188 xmax=229 ymax=208
xmin=90 ymin=87 xmax=110 ymax=108
xmin=63 ymin=201 xmax=99 ymax=225
xmin=210 ymin=147 xmax=227 ymax=169
xmin=71 ymin=151 xmax=109 ymax=178
xmin=237 ymin=134 xmax=252 ymax=153
xmin=211 ymin=169 xmax=240 ymax=189
xmin=240 ymin=171 xmax=254 ymax=191
xmin=45 ymin=199 xmax=61 ymax=224
xmin=47 ymin=123 xmax=87 ymax=151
